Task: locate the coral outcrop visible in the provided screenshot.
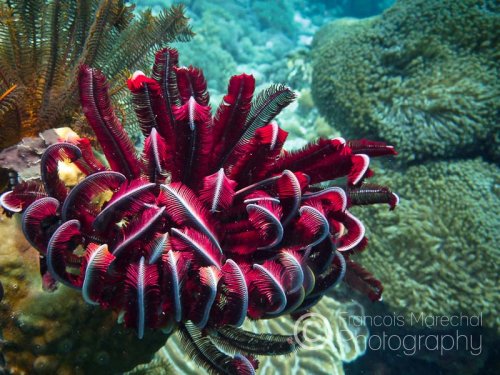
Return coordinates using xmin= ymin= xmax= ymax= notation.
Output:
xmin=311 ymin=0 xmax=500 ymax=163
xmin=354 ymin=158 xmax=500 ymax=332
xmin=0 ymin=216 xmax=167 ymax=374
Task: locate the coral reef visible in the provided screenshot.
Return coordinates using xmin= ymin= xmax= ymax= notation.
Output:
xmin=149 ymin=0 xmax=307 ymax=92
xmin=311 ymin=0 xmax=394 ymax=18
xmin=1 ymin=46 xmax=398 ymax=374
xmin=311 ymin=0 xmax=500 ymax=163
xmin=251 ymin=0 xmax=297 ymax=36
xmin=136 ymin=0 xmax=325 ymax=152
xmin=354 ymin=158 xmax=500 ymax=332
xmin=0 ymin=216 xmax=168 ymax=374
xmin=163 ymin=296 xmax=368 ymax=375
xmin=174 ymin=7 xmax=237 ymax=92
xmin=0 ymin=0 xmax=193 ymax=150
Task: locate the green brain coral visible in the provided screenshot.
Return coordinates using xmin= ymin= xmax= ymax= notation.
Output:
xmin=311 ymin=0 xmax=500 ymax=163
xmin=352 ymin=158 xmax=500 ymax=332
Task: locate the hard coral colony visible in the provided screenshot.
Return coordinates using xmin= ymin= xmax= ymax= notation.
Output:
xmin=0 ymin=48 xmax=398 ymax=374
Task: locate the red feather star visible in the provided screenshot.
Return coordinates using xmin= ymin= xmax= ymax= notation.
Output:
xmin=0 ymin=47 xmax=398 ymax=374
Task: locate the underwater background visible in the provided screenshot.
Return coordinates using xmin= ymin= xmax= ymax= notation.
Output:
xmin=0 ymin=0 xmax=498 ymax=374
